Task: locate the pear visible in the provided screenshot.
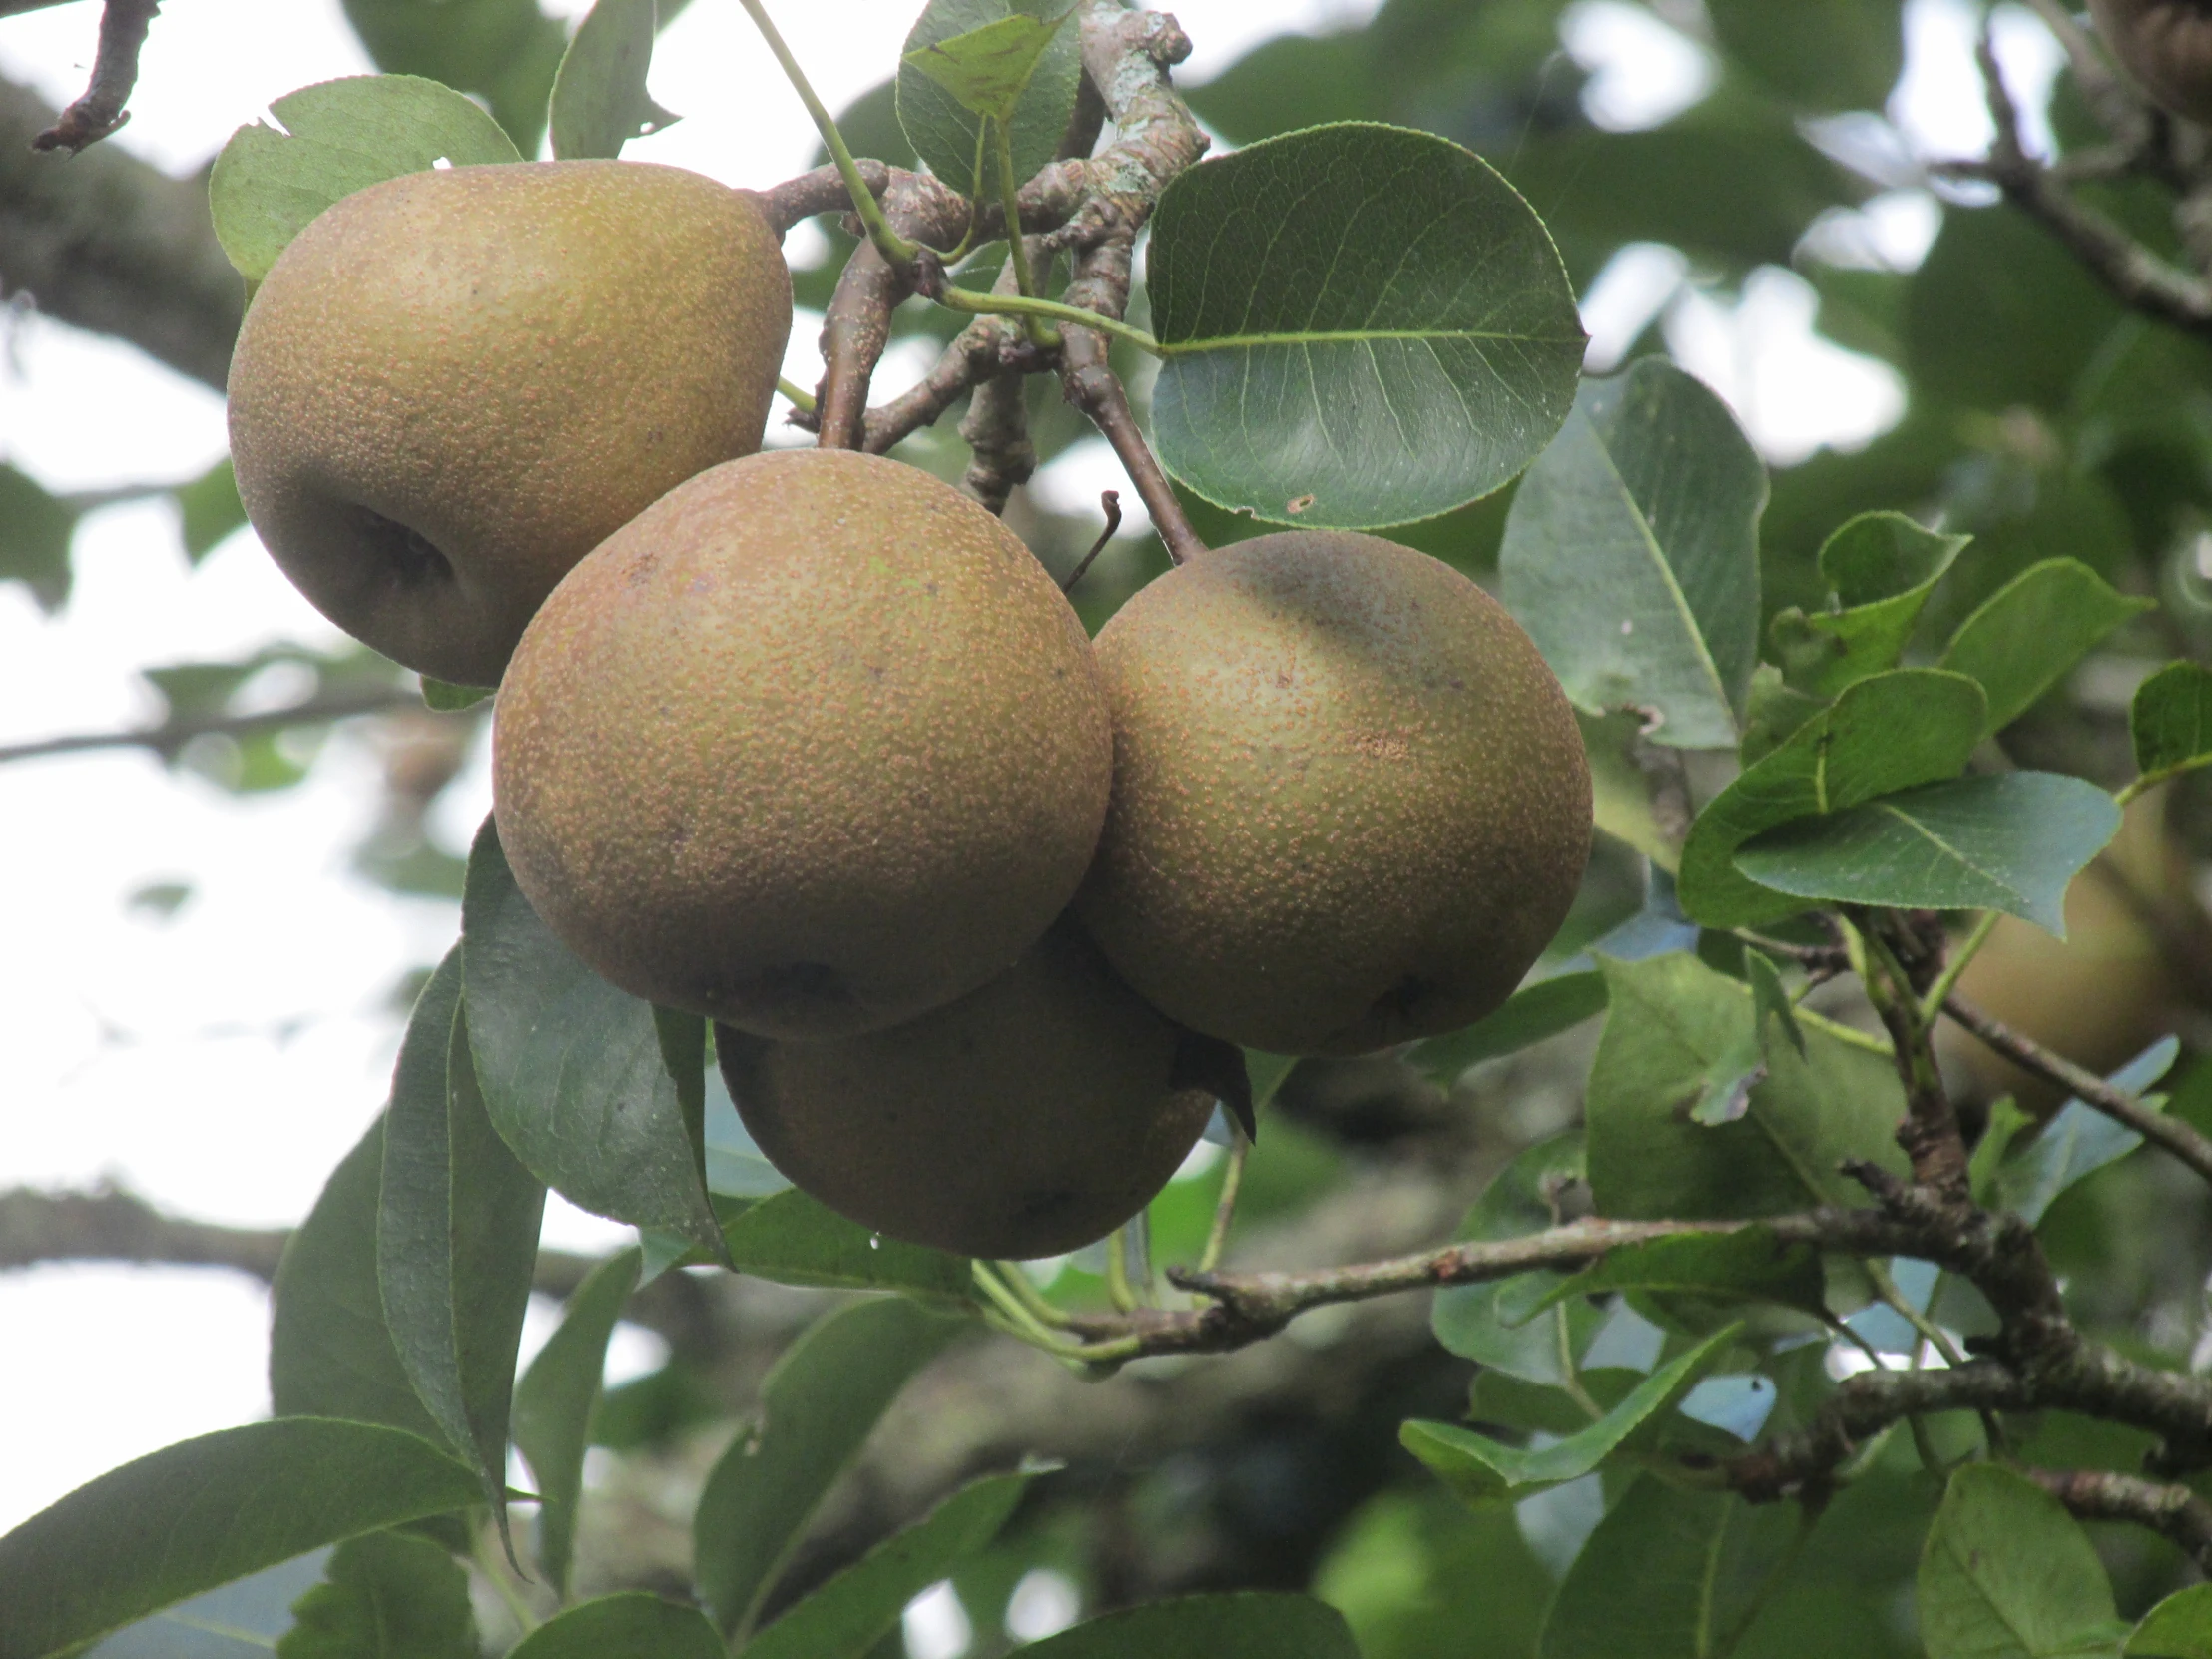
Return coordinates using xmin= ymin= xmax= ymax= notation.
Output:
xmin=717 ymin=920 xmax=1216 ymax=1260
xmin=1074 ymin=530 xmax=1592 ymax=1055
xmin=227 ymin=160 xmax=791 ymax=687
xmin=493 ymin=448 xmax=1114 ymax=1040
xmin=2089 ymin=0 xmax=2212 ymax=123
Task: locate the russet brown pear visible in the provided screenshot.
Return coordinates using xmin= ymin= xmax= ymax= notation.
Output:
xmin=1074 ymin=530 xmax=1592 ymax=1055
xmin=493 ymin=448 xmax=1114 ymax=1040
xmin=717 ymin=920 xmax=1216 ymax=1259
xmin=227 ymin=160 xmax=791 ymax=687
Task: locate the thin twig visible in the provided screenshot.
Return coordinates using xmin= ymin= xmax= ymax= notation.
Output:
xmin=1195 ymin=1131 xmax=1247 ymax=1275
xmin=1062 ymin=491 xmax=1122 ymax=593
xmin=0 ymin=685 xmax=426 ymax=766
xmin=31 ymin=0 xmax=159 ymax=155
xmin=2025 ymin=1465 xmax=2212 ymax=1573
xmin=1940 ymin=993 xmax=2212 ymax=1187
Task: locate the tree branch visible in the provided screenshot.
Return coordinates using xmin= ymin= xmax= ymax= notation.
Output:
xmin=956 ymin=244 xmax=1041 ymax=513
xmin=0 ymin=684 xmax=427 ymax=766
xmin=30 ymin=0 xmax=161 ymax=154
xmin=754 ymin=161 xmax=890 ymax=239
xmin=0 ymin=73 xmax=242 ymax=389
xmin=2025 ymin=1466 xmax=2212 ymax=1573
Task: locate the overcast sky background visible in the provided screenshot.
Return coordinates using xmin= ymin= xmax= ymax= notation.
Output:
xmin=0 ymin=0 xmax=2060 ymax=1543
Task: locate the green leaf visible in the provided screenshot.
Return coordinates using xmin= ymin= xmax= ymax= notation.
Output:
xmin=1402 ymin=1324 xmax=1741 ymax=1503
xmin=210 ymin=74 xmax=521 ymax=282
xmin=718 ymin=1188 xmax=973 ymax=1300
xmin=1517 ymin=1229 xmax=1828 ymax=1324
xmin=1676 ymin=668 xmax=1987 ymax=928
xmin=2131 ymin=662 xmax=2212 ymax=787
xmin=1747 ymin=951 xmax=1805 ymax=1058
xmin=276 ymin=1531 xmax=477 ymax=1659
xmin=378 ymin=953 xmax=547 ymax=1530
xmin=1586 ymin=952 xmax=1909 ymax=1220
xmin=549 ymin=0 xmax=678 ymax=160
xmin=744 ymin=1470 xmax=1034 ymax=1659
xmin=1767 ymin=512 xmax=1968 ymax=698
xmin=1018 ymin=1594 xmax=1360 ymax=1659
xmin=339 ymin=0 xmax=570 ymax=153
xmin=2131 ymin=1585 xmax=2212 ymax=1656
xmin=1706 ymin=0 xmax=1905 ymax=111
xmin=895 ymin=0 xmax=1081 ymax=197
xmin=1937 ymin=559 xmax=2154 ymax=736
xmin=461 ymin=818 xmax=723 ymax=1253
xmin=420 ymin=678 xmax=492 ymax=711
xmin=1501 ymin=359 xmax=1768 ymax=749
xmin=1537 ymin=1476 xmax=1805 ymax=1658
xmin=173 ymin=457 xmax=247 ymax=564
xmin=1740 ymin=664 xmax=1829 ymax=767
xmin=1148 ymin=122 xmax=1583 ymax=530
xmin=1409 ymin=972 xmax=1609 ymax=1084
xmin=0 ymin=463 xmax=80 ymax=613
xmin=512 ymin=1247 xmax=641 ymax=1596
xmin=506 ymin=1593 xmax=724 ymax=1659
xmin=1920 ymin=1463 xmax=2126 ymax=1659
xmin=694 ymin=1297 xmax=965 ymax=1640
xmin=1733 ymin=772 xmax=2122 ymax=935
xmin=1431 ymin=1133 xmax=1601 ymax=1385
xmin=1995 ymin=1038 xmax=2179 ymax=1226
xmin=0 ymin=1419 xmax=482 ymax=1659
xmin=271 ymin=1118 xmax=443 ymax=1440
xmin=902 ymin=9 xmax=1069 ymax=126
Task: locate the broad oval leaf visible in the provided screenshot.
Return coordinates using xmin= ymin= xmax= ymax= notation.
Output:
xmin=506 ymin=1593 xmax=723 ymax=1659
xmin=1019 ymin=1594 xmax=1361 ymax=1659
xmin=1768 ymin=511 xmax=1969 ymax=699
xmin=1920 ymin=1464 xmax=2125 ymax=1659
xmin=1676 ymin=668 xmax=1987 ymax=928
xmin=896 ymin=0 xmax=1081 ymax=197
xmin=461 ymin=818 xmax=723 ymax=1253
xmin=210 ymin=75 xmax=521 ymax=282
xmin=513 ymin=1247 xmax=642 ymax=1595
xmin=1936 ymin=558 xmax=2153 ymax=737
xmin=744 ymin=1470 xmax=1035 ymax=1659
xmin=1501 ymin=359 xmax=1767 ymax=749
xmin=1402 ymin=1324 xmax=1740 ymax=1503
xmin=548 ymin=0 xmax=679 ymax=160
xmin=276 ymin=1531 xmax=477 ymax=1659
xmin=1430 ymin=1132 xmax=1600 ymax=1384
xmin=2132 ymin=661 xmax=2212 ymax=788
xmin=718 ymin=1188 xmax=973 ymax=1301
xmin=1148 ymin=122 xmax=1584 ymax=530
xmin=2131 ymin=1584 xmax=2212 ymax=1657
xmin=1995 ymin=1037 xmax=2179 ymax=1227
xmin=903 ymin=10 xmax=1070 ymax=126
xmin=0 ymin=1419 xmax=481 ymax=1659
xmin=1733 ymin=772 xmax=2122 ymax=935
xmin=694 ymin=1297 xmax=966 ymax=1640
xmin=379 ymin=952 xmax=547 ymax=1524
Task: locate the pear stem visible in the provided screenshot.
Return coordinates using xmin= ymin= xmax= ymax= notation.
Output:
xmin=1102 ymin=1226 xmax=1139 ymax=1312
xmin=1196 ymin=1131 xmax=1246 ymax=1276
xmin=991 ymin=116 xmax=1056 ymax=348
xmin=776 ymin=375 xmax=817 ymax=414
xmin=932 ymin=287 xmax=1161 ymax=355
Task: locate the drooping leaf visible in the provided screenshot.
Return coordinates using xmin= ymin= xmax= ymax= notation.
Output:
xmin=1537 ymin=1476 xmax=1806 ymax=1659
xmin=276 ymin=1531 xmax=477 ymax=1659
xmin=1936 ymin=558 xmax=2154 ymax=736
xmin=1733 ymin=772 xmax=2122 ymax=935
xmin=378 ymin=952 xmax=547 ymax=1528
xmin=1017 ymin=1594 xmax=1360 ymax=1659
xmin=1500 ymin=359 xmax=1767 ymax=750
xmin=1767 ymin=511 xmax=1968 ymax=698
xmin=902 ymin=9 xmax=1070 ymax=125
xmin=896 ymin=0 xmax=1082 ymax=197
xmin=2131 ymin=662 xmax=2212 ymax=788
xmin=505 ymin=1593 xmax=724 ymax=1659
xmin=512 ymin=1247 xmax=642 ymax=1595
xmin=694 ymin=1298 xmax=966 ymax=1640
xmin=1410 ymin=972 xmax=1609 ymax=1084
xmin=0 ymin=1419 xmax=481 ymax=1659
xmin=1431 ymin=1132 xmax=1602 ymax=1385
xmin=1676 ymin=668 xmax=1987 ymax=928
xmin=718 ymin=1188 xmax=973 ymax=1301
xmin=1515 ymin=1229 xmax=1827 ymax=1324
xmin=270 ymin=1117 xmax=442 ymax=1440
xmin=0 ymin=464 xmax=80 ymax=613
xmin=173 ymin=457 xmax=248 ymax=563
xmin=1402 ymin=1324 xmax=1741 ymax=1503
xmin=549 ymin=0 xmax=678 ymax=160
xmin=1148 ymin=122 xmax=1583 ymax=530
xmin=1585 ymin=952 xmax=1909 ymax=1220
xmin=2131 ymin=1585 xmax=2212 ymax=1657
xmin=1919 ymin=1463 xmax=2126 ymax=1659
xmin=460 ymin=818 xmax=723 ymax=1253
xmin=209 ymin=75 xmax=521 ymax=282
xmin=744 ymin=1470 xmax=1035 ymax=1659
xmin=1995 ymin=1038 xmax=2180 ymax=1227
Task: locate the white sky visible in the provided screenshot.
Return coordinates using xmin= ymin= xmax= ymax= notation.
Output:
xmin=0 ymin=0 xmax=2054 ymax=1542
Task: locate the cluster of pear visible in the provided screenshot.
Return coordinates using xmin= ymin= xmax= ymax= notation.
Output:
xmin=229 ymin=159 xmax=1595 ymax=1261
